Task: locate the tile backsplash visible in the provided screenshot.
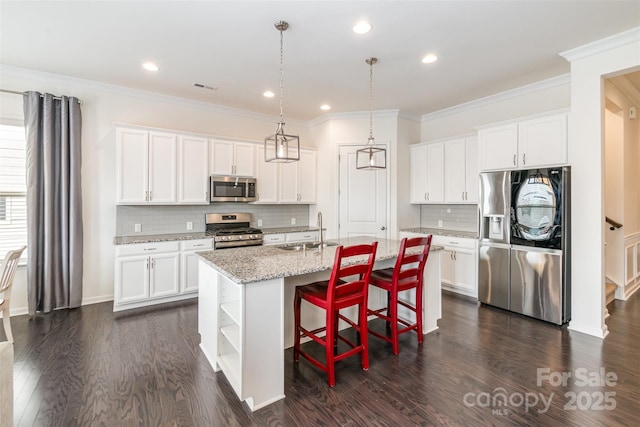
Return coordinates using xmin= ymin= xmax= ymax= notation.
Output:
xmin=420 ymin=204 xmax=478 ymax=232
xmin=116 ymin=204 xmax=309 ymax=236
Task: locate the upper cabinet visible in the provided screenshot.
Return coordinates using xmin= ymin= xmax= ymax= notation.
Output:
xmin=254 ymin=146 xmax=279 ymax=203
xmin=210 ymin=140 xmax=255 ymax=177
xmin=444 ymin=136 xmax=478 ymax=204
xmin=410 ymin=142 xmax=444 ymax=204
xmin=178 ymin=135 xmax=209 ymax=204
xmin=478 ymin=112 xmax=568 ymax=171
xmin=116 ymin=128 xmax=177 ymax=204
xmin=278 ymin=149 xmax=317 ymax=204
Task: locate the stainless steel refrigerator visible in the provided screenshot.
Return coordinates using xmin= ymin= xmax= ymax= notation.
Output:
xmin=478 ymin=167 xmax=571 ymax=325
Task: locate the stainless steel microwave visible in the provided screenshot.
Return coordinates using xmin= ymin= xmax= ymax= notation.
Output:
xmin=210 ymin=175 xmax=256 ymax=202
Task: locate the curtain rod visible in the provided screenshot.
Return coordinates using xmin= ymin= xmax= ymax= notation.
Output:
xmin=0 ymin=88 xmax=83 ymax=104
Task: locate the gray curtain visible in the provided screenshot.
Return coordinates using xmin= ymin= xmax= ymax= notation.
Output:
xmin=23 ymin=92 xmax=83 ymax=315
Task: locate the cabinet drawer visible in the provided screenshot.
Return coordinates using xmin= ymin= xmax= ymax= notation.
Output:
xmin=263 ymin=234 xmax=286 ymax=245
xmin=181 ymin=239 xmax=214 ymax=251
xmin=286 ymin=231 xmax=318 ymax=243
xmin=116 ymin=241 xmax=180 ymax=257
xmin=432 ymin=236 xmax=476 ymax=250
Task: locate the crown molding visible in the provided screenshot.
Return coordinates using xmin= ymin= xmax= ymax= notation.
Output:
xmin=559 ymin=26 xmax=640 ymax=62
xmin=421 ymin=74 xmax=570 ymax=122
xmin=0 ymin=64 xmax=308 ymax=127
xmin=307 ymin=109 xmax=404 ymax=127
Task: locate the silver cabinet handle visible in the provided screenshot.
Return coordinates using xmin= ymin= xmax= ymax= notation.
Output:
xmin=193 ymin=244 xmax=204 ymax=247
xmin=424 ymin=193 xmax=427 ymax=200
xmin=523 ymin=153 xmax=526 ymax=165
xmin=145 ymin=191 xmax=149 ymax=201
xmin=462 ymin=191 xmax=465 ymax=200
xmin=427 ymin=192 xmax=430 ymax=201
xmin=513 ymin=154 xmax=516 ymax=166
xmin=146 ymin=258 xmax=149 ymax=269
xmin=144 ymin=248 xmax=157 ymax=251
xmin=149 ymin=190 xmax=153 ymax=200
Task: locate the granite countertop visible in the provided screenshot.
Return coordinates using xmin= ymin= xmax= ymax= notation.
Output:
xmin=261 ymin=226 xmax=323 ymax=235
xmin=196 ymin=236 xmax=443 ymax=284
xmin=401 ymin=227 xmax=478 ymax=239
xmin=113 ymin=232 xmax=209 ymax=245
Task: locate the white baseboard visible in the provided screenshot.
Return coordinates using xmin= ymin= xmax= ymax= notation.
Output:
xmin=9 ymin=294 xmax=114 ymax=317
xmin=568 ymin=321 xmax=609 ymax=339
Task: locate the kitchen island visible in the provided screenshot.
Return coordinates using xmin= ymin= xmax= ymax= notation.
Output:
xmin=197 ymin=236 xmax=441 ymax=411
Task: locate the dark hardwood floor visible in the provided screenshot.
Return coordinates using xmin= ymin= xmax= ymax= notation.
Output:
xmin=5 ymin=290 xmax=639 ymax=426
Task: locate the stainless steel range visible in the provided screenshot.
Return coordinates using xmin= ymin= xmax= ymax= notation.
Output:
xmin=205 ymin=213 xmax=263 ymax=249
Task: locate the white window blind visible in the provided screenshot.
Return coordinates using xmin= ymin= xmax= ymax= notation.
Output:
xmin=0 ymin=124 xmax=27 ymax=263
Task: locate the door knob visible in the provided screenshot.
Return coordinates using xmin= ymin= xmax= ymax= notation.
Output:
xmin=380 ymin=226 xmax=386 ymax=230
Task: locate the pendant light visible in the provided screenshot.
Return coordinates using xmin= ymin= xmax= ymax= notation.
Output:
xmin=265 ymin=20 xmax=300 ymax=163
xmin=356 ymin=57 xmax=386 ymax=170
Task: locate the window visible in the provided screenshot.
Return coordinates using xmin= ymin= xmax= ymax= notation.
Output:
xmin=0 ymin=124 xmax=27 ymax=263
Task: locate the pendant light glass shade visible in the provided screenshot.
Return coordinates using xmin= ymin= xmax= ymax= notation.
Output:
xmin=265 ymin=20 xmax=300 ymax=163
xmin=356 ymin=57 xmax=386 ymax=170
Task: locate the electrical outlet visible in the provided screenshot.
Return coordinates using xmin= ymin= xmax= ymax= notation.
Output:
xmin=134 ymin=224 xmax=141 ymax=233
xmin=291 ymin=218 xmax=296 ymax=225
xmin=438 ymin=220 xmax=443 ymax=228
xmin=186 ymin=221 xmax=193 ymax=230
xmin=257 ymin=219 xmax=263 ymax=227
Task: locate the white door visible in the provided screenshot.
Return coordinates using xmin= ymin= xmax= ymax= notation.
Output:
xmin=148 ymin=132 xmax=177 ymax=204
xmin=338 ymin=145 xmax=387 ymax=238
xmin=178 ymin=135 xmax=209 ymax=204
xmin=233 ymin=142 xmax=256 ymax=177
xmin=298 ymin=149 xmax=317 ymax=203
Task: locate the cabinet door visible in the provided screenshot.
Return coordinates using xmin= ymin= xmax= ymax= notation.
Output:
xmin=298 ymin=150 xmax=317 ymax=203
xmin=478 ymin=124 xmax=518 ymax=171
xmin=149 ymin=253 xmax=180 ymax=298
xmin=115 ymin=255 xmax=149 ymax=304
xmin=426 ymin=142 xmax=445 ymax=203
xmin=178 ymin=135 xmax=209 ymax=204
xmin=410 ymin=144 xmax=428 ymax=203
xmin=518 ymin=113 xmax=567 ymax=167
xmin=116 ymin=128 xmax=148 ymax=204
xmin=279 ymin=161 xmax=299 ymax=203
xmin=465 ymin=136 xmax=479 ymax=203
xmin=444 ymin=138 xmax=466 ymax=203
xmin=233 ymin=142 xmax=255 ymax=177
xmin=210 ymin=140 xmax=235 ymax=175
xmin=440 ymin=249 xmax=455 ymax=285
xmin=254 ymin=146 xmax=279 ymax=203
xmin=453 ymin=249 xmax=477 ymax=294
xmin=148 ymin=132 xmax=177 ymax=204
xmin=181 ymin=251 xmax=201 ymax=293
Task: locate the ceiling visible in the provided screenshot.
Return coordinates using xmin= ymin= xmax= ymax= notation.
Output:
xmin=1 ymin=1 xmax=639 ymax=122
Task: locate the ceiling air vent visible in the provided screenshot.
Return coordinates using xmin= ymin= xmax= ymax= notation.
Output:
xmin=193 ymin=83 xmax=218 ymax=91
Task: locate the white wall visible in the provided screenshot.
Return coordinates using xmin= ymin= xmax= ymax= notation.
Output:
xmin=0 ymin=65 xmax=309 ymax=315
xmin=562 ymin=29 xmax=640 ymax=338
xmin=420 ymin=75 xmax=571 ymax=140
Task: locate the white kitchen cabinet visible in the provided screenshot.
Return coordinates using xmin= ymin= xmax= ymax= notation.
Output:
xmin=116 ymin=128 xmax=177 ymax=204
xmin=210 ymin=140 xmax=255 ymax=177
xmin=278 ymin=149 xmax=317 ymax=204
xmin=478 ymin=112 xmax=567 ymax=171
xmin=262 ymin=230 xmax=320 ymax=245
xmin=180 ymin=239 xmax=214 ymax=293
xmin=432 ymin=235 xmax=478 ymax=298
xmin=114 ymin=240 xmax=208 ymax=311
xmin=115 ymin=241 xmax=180 ymax=310
xmin=444 ymin=136 xmax=478 ymax=203
xmin=410 ymin=142 xmax=444 ymax=204
xmin=410 ymin=144 xmax=428 ymax=203
xmin=254 ymin=146 xmax=279 ymax=203
xmin=178 ymin=135 xmax=209 ymax=204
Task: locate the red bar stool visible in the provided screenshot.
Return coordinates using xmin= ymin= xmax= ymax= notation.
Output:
xmin=293 ymin=242 xmax=378 ymax=387
xmin=367 ymin=236 xmax=432 ymax=355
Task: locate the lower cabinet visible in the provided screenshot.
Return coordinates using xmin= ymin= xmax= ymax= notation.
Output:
xmin=263 ymin=230 xmax=320 ymax=245
xmin=114 ymin=238 xmax=213 ymax=311
xmin=433 ymin=236 xmax=478 ymax=298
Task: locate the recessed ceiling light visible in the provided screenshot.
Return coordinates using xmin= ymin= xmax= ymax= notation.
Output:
xmin=142 ymin=62 xmax=159 ymax=72
xmin=320 ymin=104 xmax=331 ymax=111
xmin=353 ymin=21 xmax=372 ymax=34
xmin=422 ymin=54 xmax=438 ymax=64
xmin=263 ymin=90 xmax=275 ymax=98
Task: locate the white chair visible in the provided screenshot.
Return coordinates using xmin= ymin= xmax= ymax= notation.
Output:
xmin=0 ymin=246 xmax=26 ymax=343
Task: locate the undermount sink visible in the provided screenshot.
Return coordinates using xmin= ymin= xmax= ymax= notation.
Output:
xmin=276 ymin=241 xmax=339 ymax=251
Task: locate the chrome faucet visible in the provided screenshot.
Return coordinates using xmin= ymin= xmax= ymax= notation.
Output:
xmin=317 ymin=211 xmax=323 ymax=247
